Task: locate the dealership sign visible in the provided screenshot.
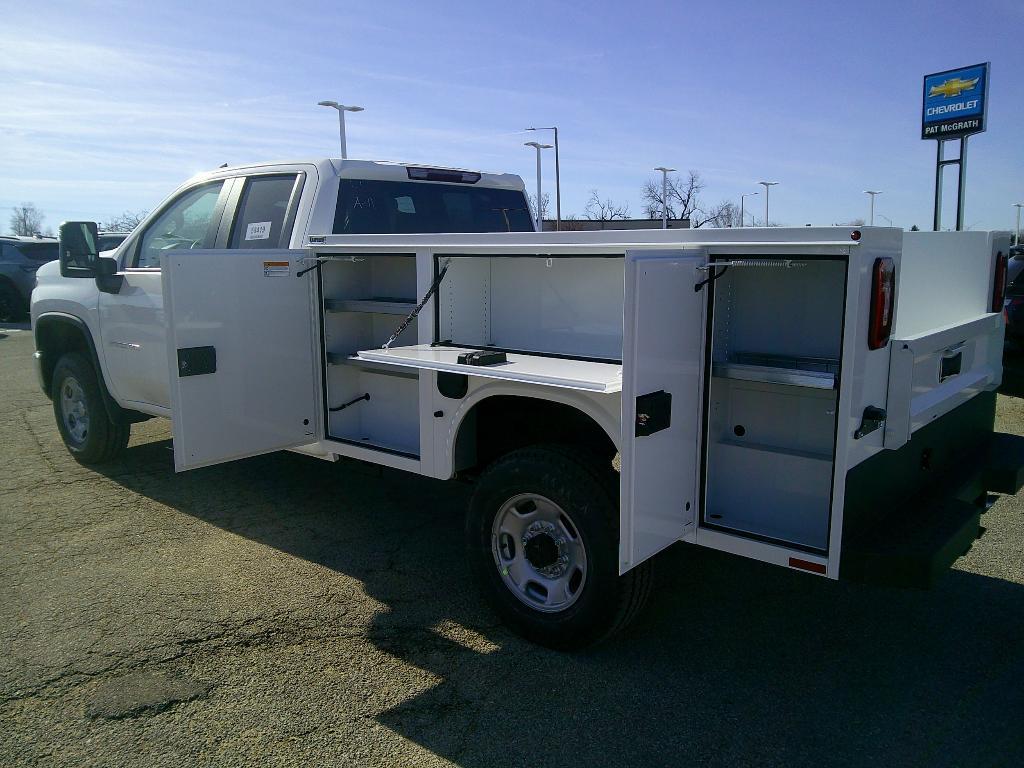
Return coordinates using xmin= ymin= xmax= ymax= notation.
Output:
xmin=922 ymin=63 xmax=989 ymax=140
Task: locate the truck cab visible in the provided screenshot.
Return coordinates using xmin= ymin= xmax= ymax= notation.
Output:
xmin=31 ymin=158 xmax=532 ymax=426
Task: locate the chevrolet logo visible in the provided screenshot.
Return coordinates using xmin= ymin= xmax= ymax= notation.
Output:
xmin=929 ymin=77 xmax=980 ymax=99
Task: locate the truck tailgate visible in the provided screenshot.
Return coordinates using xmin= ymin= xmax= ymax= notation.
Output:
xmin=884 ymin=313 xmax=1003 ymax=449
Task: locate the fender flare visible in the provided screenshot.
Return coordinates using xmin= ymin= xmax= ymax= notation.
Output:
xmin=34 ymin=312 xmax=140 ymax=424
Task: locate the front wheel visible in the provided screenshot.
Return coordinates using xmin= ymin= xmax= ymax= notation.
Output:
xmin=51 ymin=352 xmax=130 ymax=465
xmin=466 ymin=446 xmax=652 ymax=650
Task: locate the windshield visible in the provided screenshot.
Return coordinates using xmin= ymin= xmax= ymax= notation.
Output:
xmin=334 ymin=179 xmax=533 ymax=234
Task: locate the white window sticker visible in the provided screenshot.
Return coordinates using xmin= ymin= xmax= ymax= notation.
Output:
xmin=263 ymin=260 xmax=289 ymax=278
xmin=396 ymin=196 xmax=416 ymax=214
xmin=245 ymin=221 xmax=272 ymax=241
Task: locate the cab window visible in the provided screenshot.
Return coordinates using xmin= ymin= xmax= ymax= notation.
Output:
xmin=134 ymin=181 xmax=225 ymax=268
xmin=228 ymin=174 xmax=301 ymax=249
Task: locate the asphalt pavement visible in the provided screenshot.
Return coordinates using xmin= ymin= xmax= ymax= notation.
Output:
xmin=1 ymin=322 xmax=1022 ymax=767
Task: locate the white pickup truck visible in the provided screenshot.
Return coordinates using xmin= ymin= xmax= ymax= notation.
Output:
xmin=32 ymin=162 xmax=1024 ymax=649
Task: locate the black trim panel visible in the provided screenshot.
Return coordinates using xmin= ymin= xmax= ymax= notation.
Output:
xmin=839 ymin=391 xmax=1001 ymax=587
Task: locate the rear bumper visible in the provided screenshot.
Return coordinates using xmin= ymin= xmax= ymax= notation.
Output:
xmin=839 ymin=391 xmax=1024 ymax=588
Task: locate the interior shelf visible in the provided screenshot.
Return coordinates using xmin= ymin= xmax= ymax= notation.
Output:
xmin=356 ymin=344 xmax=623 ymax=393
xmin=326 ymin=351 xmax=418 ymax=379
xmin=324 ymin=297 xmax=415 ymax=315
xmin=713 ymin=352 xmax=839 ymax=390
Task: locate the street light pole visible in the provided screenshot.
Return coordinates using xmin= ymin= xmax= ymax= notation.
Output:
xmin=317 ymin=100 xmax=365 ymax=159
xmin=527 ymin=127 xmax=560 ymax=231
xmin=654 ymin=167 xmax=676 ymax=229
xmin=524 ymin=141 xmax=552 ymax=231
xmin=740 ymin=191 xmax=759 ymax=227
xmin=758 ymin=181 xmax=778 ymax=225
xmin=863 ymin=190 xmax=882 ymax=225
xmin=1015 ymin=203 xmax=1024 ymax=246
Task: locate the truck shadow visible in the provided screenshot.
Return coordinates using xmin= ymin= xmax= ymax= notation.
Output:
xmin=98 ymin=440 xmax=1024 ymax=767
xmin=1000 ymin=351 xmax=1024 ymax=398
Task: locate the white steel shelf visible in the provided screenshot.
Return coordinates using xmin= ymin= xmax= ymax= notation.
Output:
xmin=324 ymin=298 xmax=416 ymax=315
xmin=712 ymin=352 xmax=838 ymax=390
xmin=326 ymin=351 xmax=419 ymax=379
xmin=356 ymin=345 xmax=623 ymax=393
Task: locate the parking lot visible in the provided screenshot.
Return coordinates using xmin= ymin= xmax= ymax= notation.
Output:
xmin=1 ymin=321 xmax=1022 ymax=767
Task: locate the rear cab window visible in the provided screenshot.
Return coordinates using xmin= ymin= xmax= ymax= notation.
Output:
xmin=333 ymin=179 xmax=533 ymax=234
xmin=228 ymin=174 xmax=303 ymax=249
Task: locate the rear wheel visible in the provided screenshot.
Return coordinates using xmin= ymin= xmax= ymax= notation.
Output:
xmin=466 ymin=445 xmax=652 ymax=650
xmin=51 ymin=352 xmax=129 ymax=464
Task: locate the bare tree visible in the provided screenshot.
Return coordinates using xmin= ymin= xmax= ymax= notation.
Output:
xmin=8 ymin=203 xmax=45 ymax=236
xmin=705 ymin=200 xmax=741 ymax=228
xmin=526 ymin=193 xmax=549 ymax=223
xmin=101 ymin=210 xmax=148 ymax=232
xmin=641 ymin=170 xmax=740 ymax=228
xmin=584 ymin=189 xmax=630 ymax=221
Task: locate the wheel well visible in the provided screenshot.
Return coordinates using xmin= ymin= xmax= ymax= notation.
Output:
xmin=453 ymin=395 xmax=617 ymax=475
xmin=35 ymin=317 xmax=92 ymax=397
xmin=0 ymin=275 xmax=24 ymax=302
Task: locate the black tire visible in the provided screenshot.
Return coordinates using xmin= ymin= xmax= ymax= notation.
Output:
xmin=0 ymin=281 xmax=25 ymax=323
xmin=51 ymin=352 xmax=130 ymax=465
xmin=466 ymin=445 xmax=652 ymax=650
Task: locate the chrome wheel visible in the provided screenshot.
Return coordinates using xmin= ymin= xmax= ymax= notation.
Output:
xmin=491 ymin=493 xmax=588 ymax=613
xmin=59 ymin=376 xmax=89 ymax=444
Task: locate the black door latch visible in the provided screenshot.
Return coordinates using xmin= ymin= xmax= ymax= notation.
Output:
xmin=854 ymin=405 xmax=886 ymax=439
xmin=635 ymin=390 xmax=672 ymax=437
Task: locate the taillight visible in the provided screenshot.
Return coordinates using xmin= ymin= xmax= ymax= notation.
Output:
xmin=992 ymin=251 xmax=1008 ymax=313
xmin=868 ymin=257 xmax=895 ymax=350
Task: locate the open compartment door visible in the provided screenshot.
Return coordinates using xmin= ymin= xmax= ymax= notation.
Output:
xmin=164 ymin=250 xmax=317 ymax=471
xmin=620 ymin=249 xmax=707 ymax=572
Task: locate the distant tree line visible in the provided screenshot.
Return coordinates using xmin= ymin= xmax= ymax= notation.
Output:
xmin=5 ymin=203 xmax=148 ymax=237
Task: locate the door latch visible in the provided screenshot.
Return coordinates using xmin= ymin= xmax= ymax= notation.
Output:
xmin=177 ymin=346 xmax=217 ymax=377
xmin=635 ymin=390 xmax=672 ymax=437
xmin=854 ymin=405 xmax=886 ymax=439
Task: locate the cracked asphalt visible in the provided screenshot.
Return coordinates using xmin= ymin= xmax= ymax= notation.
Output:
xmin=2 ymin=322 xmax=1023 ymax=767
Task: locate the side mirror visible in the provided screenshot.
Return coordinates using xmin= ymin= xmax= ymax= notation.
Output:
xmin=59 ymin=221 xmax=100 ymax=277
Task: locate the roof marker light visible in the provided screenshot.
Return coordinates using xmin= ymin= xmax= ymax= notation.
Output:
xmin=406 ymin=167 xmax=481 ymax=184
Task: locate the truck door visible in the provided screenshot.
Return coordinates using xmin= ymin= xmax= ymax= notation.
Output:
xmin=163 ymin=249 xmax=317 ymax=471
xmin=620 ymin=249 xmax=707 ymax=572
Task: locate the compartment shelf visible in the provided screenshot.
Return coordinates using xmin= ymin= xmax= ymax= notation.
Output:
xmin=713 ymin=352 xmax=839 ymax=390
xmin=324 ymin=297 xmax=416 ymax=315
xmin=356 ymin=344 xmax=623 ymax=393
xmin=326 ymin=351 xmax=418 ymax=379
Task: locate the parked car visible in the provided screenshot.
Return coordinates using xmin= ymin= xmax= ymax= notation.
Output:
xmin=97 ymin=232 xmax=130 ymax=252
xmin=0 ymin=235 xmax=58 ymax=322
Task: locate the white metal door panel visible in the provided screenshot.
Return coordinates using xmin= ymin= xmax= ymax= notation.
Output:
xmin=97 ymin=270 xmax=170 ymax=408
xmin=620 ymin=250 xmax=706 ymax=573
xmin=164 ymin=249 xmax=316 ymax=471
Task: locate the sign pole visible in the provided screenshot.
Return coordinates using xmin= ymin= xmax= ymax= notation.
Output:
xmin=956 ymin=136 xmax=968 ymax=231
xmin=933 ymin=140 xmax=944 ymax=231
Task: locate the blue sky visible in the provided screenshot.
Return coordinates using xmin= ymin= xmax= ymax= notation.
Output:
xmin=1 ymin=0 xmax=1022 ymax=232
